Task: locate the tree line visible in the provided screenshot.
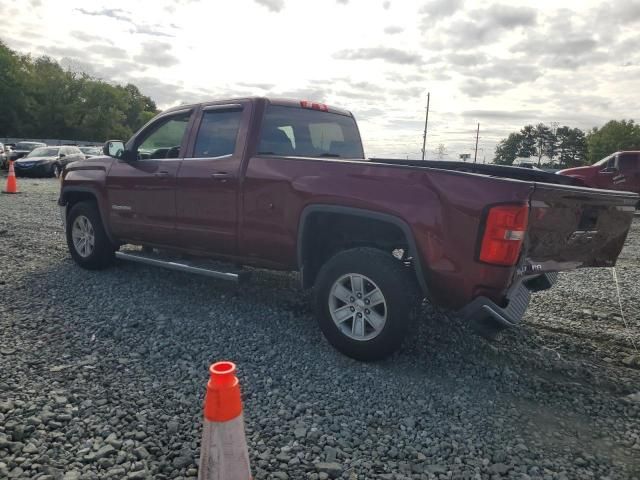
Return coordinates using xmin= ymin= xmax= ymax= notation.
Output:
xmin=0 ymin=40 xmax=158 ymax=142
xmin=494 ymin=119 xmax=640 ymax=167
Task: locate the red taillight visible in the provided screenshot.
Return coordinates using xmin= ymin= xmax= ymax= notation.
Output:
xmin=479 ymin=204 xmax=529 ymax=266
xmin=300 ymin=100 xmax=328 ymax=111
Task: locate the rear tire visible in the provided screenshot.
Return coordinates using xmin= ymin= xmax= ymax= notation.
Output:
xmin=314 ymin=247 xmax=420 ymax=361
xmin=66 ymin=201 xmax=115 ymax=270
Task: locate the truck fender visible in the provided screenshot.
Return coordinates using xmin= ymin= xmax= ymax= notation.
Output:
xmin=59 ymin=186 xmax=116 ymax=244
xmin=296 ymin=204 xmax=429 ymax=294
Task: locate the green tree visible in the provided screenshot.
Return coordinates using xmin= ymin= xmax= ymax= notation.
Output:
xmin=0 ymin=40 xmax=159 ymax=142
xmin=533 ymin=123 xmax=555 ymax=165
xmin=586 ymin=120 xmax=640 ymax=164
xmin=556 ymin=126 xmax=587 ymax=167
xmin=494 ymin=132 xmax=522 ymax=165
xmin=120 ymin=83 xmax=158 ymax=133
xmin=23 ymin=56 xmax=82 ymax=138
xmin=517 ymin=125 xmax=536 ymax=158
xmin=0 ymin=41 xmax=30 ymax=136
xmin=74 ymin=80 xmax=131 ymax=140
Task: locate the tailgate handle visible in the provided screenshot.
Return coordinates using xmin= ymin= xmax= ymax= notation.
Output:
xmin=153 ymin=171 xmax=170 ymax=177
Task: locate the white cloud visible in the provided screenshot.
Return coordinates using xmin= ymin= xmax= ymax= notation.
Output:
xmin=419 ymin=0 xmax=465 ymax=21
xmin=133 ymin=41 xmax=179 ymax=67
xmin=334 ymin=47 xmax=422 ymax=65
xmin=253 ymin=0 xmax=284 ymax=12
xmin=384 ymin=25 xmax=404 ymax=35
xmin=0 ymin=0 xmax=639 ymax=160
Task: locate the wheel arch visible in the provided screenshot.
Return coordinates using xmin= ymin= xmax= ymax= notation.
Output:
xmin=59 ymin=186 xmax=115 ymax=244
xmin=297 ymin=204 xmax=428 ymax=294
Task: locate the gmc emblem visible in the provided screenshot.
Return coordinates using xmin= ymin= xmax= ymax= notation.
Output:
xmin=567 ymin=230 xmax=598 ymax=245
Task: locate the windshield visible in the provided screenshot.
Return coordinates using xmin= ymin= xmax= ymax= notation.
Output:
xmin=27 ymin=147 xmax=60 ymax=157
xmin=79 ymin=147 xmax=100 ymax=154
xmin=257 ymin=105 xmax=364 ymax=158
xmin=594 ymin=155 xmax=613 ymax=166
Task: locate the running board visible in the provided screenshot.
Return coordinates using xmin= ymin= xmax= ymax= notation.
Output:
xmin=115 ymin=251 xmax=250 ymax=283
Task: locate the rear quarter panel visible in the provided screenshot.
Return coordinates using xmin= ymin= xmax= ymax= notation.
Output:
xmin=240 ymin=157 xmax=534 ymax=309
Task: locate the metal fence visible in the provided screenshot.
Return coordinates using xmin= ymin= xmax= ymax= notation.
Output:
xmin=1 ymin=138 xmax=103 ymax=146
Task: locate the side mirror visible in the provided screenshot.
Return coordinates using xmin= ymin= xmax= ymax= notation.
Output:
xmin=104 ymin=140 xmax=126 ymax=159
xmin=59 ymin=153 xmax=66 ymax=158
xmin=600 ymin=166 xmax=618 ymax=174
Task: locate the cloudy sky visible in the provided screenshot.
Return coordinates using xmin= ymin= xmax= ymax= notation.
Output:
xmin=2 ymin=0 xmax=639 ymax=159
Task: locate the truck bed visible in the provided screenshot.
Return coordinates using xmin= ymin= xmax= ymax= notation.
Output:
xmin=369 ymin=159 xmax=582 ymax=187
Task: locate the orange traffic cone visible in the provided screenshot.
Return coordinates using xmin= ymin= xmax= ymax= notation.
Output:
xmin=2 ymin=160 xmax=19 ymax=194
xmin=198 ymin=361 xmax=252 ymax=480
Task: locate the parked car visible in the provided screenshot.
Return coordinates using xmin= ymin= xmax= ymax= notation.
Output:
xmin=8 ymin=141 xmax=46 ymax=161
xmin=515 ymin=161 xmax=541 ymax=170
xmin=0 ymin=142 xmax=7 ymax=169
xmin=79 ymin=146 xmax=103 ymax=158
xmin=58 ymin=97 xmax=638 ymax=360
xmin=558 ymin=152 xmax=640 ymax=205
xmin=15 ymin=145 xmax=85 ymax=177
xmin=4 ymin=145 xmax=14 ymax=167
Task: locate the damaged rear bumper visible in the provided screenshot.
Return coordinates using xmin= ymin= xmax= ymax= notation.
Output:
xmin=458 ymin=272 xmax=558 ymax=336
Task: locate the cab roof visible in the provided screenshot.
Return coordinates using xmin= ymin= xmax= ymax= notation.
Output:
xmin=162 ymin=96 xmax=353 ymax=117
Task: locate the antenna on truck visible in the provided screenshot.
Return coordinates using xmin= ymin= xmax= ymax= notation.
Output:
xmin=421 ymin=92 xmax=430 ymax=161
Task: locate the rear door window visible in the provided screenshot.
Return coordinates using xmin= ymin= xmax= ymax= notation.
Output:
xmin=192 ymin=108 xmax=243 ymax=158
xmin=257 ymin=105 xmax=364 ymax=159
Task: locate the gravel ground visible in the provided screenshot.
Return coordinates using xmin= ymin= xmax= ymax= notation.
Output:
xmin=1 ymin=177 xmax=639 ymax=480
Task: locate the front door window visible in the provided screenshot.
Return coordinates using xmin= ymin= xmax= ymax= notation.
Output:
xmin=137 ymin=113 xmax=191 ymax=160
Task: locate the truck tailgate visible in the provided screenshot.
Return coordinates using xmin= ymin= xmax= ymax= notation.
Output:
xmin=525 ymin=183 xmax=637 ymax=272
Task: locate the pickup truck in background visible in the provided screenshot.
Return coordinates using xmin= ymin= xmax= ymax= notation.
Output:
xmin=558 ymin=151 xmax=640 ymax=205
xmin=58 ymin=98 xmax=638 ymax=360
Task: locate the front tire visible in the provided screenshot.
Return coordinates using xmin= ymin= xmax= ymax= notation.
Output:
xmin=66 ymin=201 xmax=115 ymax=270
xmin=51 ymin=163 xmax=61 ymax=178
xmin=314 ymin=247 xmax=420 ymax=361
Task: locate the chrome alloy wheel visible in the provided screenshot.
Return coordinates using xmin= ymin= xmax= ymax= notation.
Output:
xmin=71 ymin=215 xmax=95 ymax=258
xmin=328 ymin=273 xmax=387 ymax=341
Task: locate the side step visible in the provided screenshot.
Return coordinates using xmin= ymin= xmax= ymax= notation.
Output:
xmin=115 ymin=250 xmax=250 ymax=283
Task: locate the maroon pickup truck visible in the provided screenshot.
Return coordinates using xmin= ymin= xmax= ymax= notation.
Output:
xmin=59 ymin=97 xmax=638 ymax=360
xmin=558 ymin=151 xmax=640 ymax=204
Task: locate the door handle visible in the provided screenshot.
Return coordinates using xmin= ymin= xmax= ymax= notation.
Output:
xmin=211 ymin=172 xmax=232 ymax=180
xmin=153 ymin=171 xmax=170 ymax=177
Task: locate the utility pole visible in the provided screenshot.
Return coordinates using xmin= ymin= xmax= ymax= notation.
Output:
xmin=473 ymin=123 xmax=480 ymax=163
xmin=550 ymin=121 xmax=559 ymax=165
xmin=421 ymin=92 xmax=430 ymax=160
